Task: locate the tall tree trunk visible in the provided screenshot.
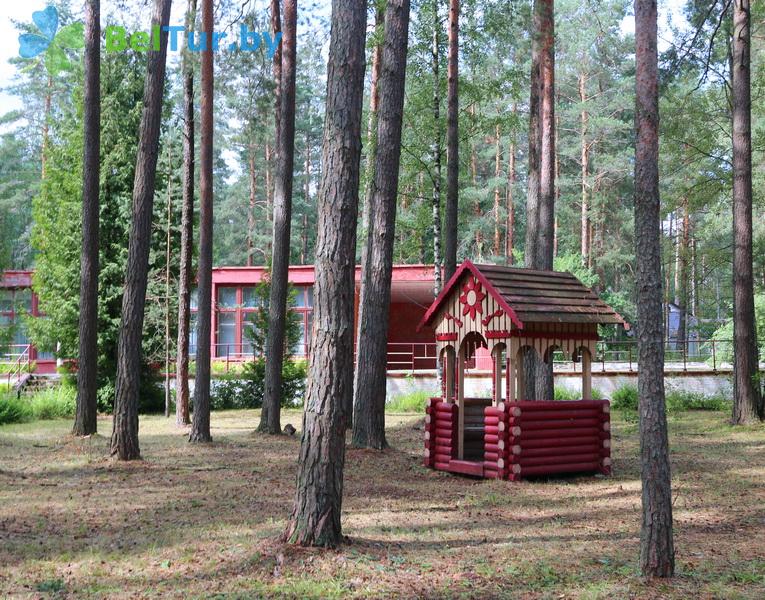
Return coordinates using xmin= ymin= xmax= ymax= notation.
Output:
xmin=431 ymin=0 xmax=442 ymax=295
xmin=579 ymin=72 xmax=590 ymax=266
xmin=634 ymin=0 xmax=675 ymax=577
xmin=493 ymin=123 xmax=501 ymax=255
xmin=353 ymin=0 xmax=411 ymax=450
xmin=265 ymin=142 xmax=273 ymax=251
xmin=537 ymin=0 xmax=555 ymax=271
xmin=73 ymin=0 xmax=100 ymax=437
xmin=553 ymin=108 xmax=560 ymax=258
xmin=111 ymin=0 xmax=173 ymax=460
xmin=271 ymin=0 xmax=283 ymax=152
xmin=176 ymin=0 xmax=196 ymax=427
xmin=354 ymin=1 xmax=384 ymax=427
xmin=505 ymin=104 xmax=517 ymax=265
xmin=164 ymin=142 xmax=173 ymax=419
xmin=247 ymin=148 xmax=256 ymax=267
xmin=524 ymin=0 xmax=555 ymax=401
xmin=283 ymin=0 xmax=367 ymax=548
xmin=190 ymin=0 xmax=214 ymax=444
xmin=525 ymin=1 xmax=541 ymax=269
xmin=260 ymin=0 xmax=298 ymax=435
xmin=301 ymin=133 xmax=311 ymax=264
xmin=731 ymin=0 xmax=763 ymax=424
xmin=443 ymin=0 xmax=459 ymax=281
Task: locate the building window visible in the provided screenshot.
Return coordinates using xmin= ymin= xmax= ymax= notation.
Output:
xmin=217 ymin=287 xmax=237 ymax=309
xmin=242 ymin=286 xmax=260 ymax=308
xmin=217 ymin=312 xmax=237 ymax=356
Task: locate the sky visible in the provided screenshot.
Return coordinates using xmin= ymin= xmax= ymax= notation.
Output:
xmin=0 ymin=0 xmax=688 ymax=122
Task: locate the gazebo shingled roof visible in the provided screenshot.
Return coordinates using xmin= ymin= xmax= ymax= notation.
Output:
xmin=418 ymin=260 xmax=628 ymax=330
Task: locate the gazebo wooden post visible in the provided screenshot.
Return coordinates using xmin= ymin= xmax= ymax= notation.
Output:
xmin=506 ymin=353 xmax=514 ymax=402
xmin=515 ymin=348 xmax=525 ymax=401
xmin=457 ymin=343 xmax=466 ymax=459
xmin=444 ymin=347 xmax=455 ymax=402
xmin=492 ymin=345 xmax=503 ymax=406
xmin=582 ymin=347 xmax=592 ymax=400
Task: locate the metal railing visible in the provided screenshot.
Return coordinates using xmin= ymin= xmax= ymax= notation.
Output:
xmin=181 ymin=338 xmax=754 ymax=375
xmin=2 ymin=344 xmax=31 ymax=387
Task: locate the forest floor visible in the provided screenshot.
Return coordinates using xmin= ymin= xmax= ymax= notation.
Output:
xmin=1 ymin=409 xmax=764 ymax=599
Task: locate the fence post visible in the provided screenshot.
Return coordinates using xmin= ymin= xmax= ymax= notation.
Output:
xmin=628 ymin=344 xmax=633 ymax=372
xmin=683 ymin=339 xmax=687 ymax=372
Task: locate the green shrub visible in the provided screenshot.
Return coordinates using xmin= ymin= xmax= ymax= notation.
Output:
xmin=27 ymin=386 xmax=76 ymax=420
xmin=0 ymin=393 xmax=33 ymax=425
xmin=553 ymin=385 xmax=603 ymax=401
xmin=210 ymin=358 xmax=308 ymax=410
xmin=611 ymin=384 xmax=639 ymax=411
xmin=610 ymin=383 xmax=729 ymax=413
xmin=665 ymin=389 xmax=729 ymax=412
xmin=386 ymin=390 xmax=434 ymax=412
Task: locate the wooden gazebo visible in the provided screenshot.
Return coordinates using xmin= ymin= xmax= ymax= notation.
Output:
xmin=418 ymin=260 xmax=628 ymax=480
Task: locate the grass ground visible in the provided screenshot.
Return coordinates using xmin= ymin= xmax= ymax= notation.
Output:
xmin=1 ymin=409 xmax=764 ymax=599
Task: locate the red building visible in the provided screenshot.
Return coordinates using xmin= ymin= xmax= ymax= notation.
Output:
xmin=2 ymin=265 xmax=438 ymax=375
xmin=0 ymin=271 xmax=57 ymax=375
xmin=206 ymin=264 xmax=437 ymax=369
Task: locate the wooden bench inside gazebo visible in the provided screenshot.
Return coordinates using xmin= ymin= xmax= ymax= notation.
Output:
xmin=419 ymin=260 xmax=628 ymax=480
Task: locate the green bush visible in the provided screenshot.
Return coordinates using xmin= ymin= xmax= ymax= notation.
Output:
xmin=92 ymin=366 xmax=166 ymax=414
xmin=0 ymin=393 xmax=33 ymax=424
xmin=27 ymin=386 xmax=76 ymax=420
xmin=210 ymin=358 xmax=308 ymax=410
xmin=611 ymin=384 xmax=639 ymax=411
xmin=610 ymin=384 xmax=729 ymax=413
xmin=386 ymin=390 xmax=434 ymax=412
xmin=553 ymin=385 xmax=603 ymax=401
xmin=0 ymin=384 xmax=78 ymax=425
xmin=665 ymin=390 xmax=729 ymax=412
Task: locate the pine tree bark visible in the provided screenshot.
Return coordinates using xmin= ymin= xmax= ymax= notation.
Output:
xmin=271 ymin=0 xmax=283 ymax=152
xmin=74 ymin=0 xmax=100 ymax=437
xmin=505 ymin=103 xmax=516 ymax=265
xmin=579 ymin=72 xmax=590 ymax=266
xmin=260 ymin=0 xmax=298 ymax=435
xmin=247 ymin=148 xmax=256 ymax=267
xmin=164 ymin=143 xmax=173 ymax=419
xmin=353 ymin=0 xmax=411 ymax=450
xmin=525 ymin=4 xmax=540 ymax=269
xmin=493 ymin=123 xmax=502 ymax=255
xmin=111 ymin=0 xmax=172 ymax=460
xmin=354 ymin=1 xmax=384 ymax=428
xmin=731 ymin=0 xmax=763 ymax=424
xmin=443 ymin=0 xmax=459 ymax=281
xmin=283 ymin=0 xmax=367 ymax=548
xmin=176 ymin=0 xmax=196 ymax=428
xmin=524 ymin=0 xmax=555 ymax=401
xmin=190 ymin=0 xmax=214 ymax=444
xmin=431 ymin=0 xmax=442 ymax=295
xmin=634 ymin=0 xmax=675 ymax=577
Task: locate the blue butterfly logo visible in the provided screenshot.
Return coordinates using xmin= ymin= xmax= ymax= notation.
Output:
xmin=17 ymin=6 xmax=84 ymax=74
xmin=18 ymin=6 xmax=59 ymax=59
